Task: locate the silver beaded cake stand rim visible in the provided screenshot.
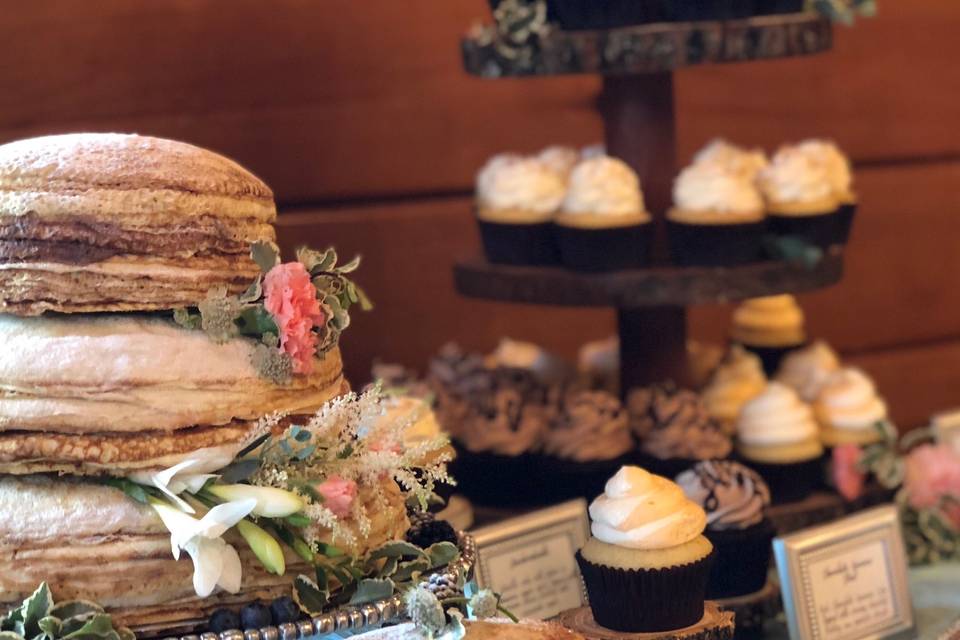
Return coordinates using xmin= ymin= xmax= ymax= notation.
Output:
xmin=158 ymin=532 xmax=476 ymax=640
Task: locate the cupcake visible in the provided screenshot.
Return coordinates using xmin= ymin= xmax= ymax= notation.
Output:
xmin=775 ymin=340 xmax=840 ymax=402
xmin=736 ymin=382 xmax=824 ymax=503
xmin=486 ymin=337 xmax=569 ymax=385
xmin=429 ymin=344 xmax=550 ymax=506
xmin=702 ymin=346 xmax=767 ymax=435
xmin=546 ymin=1 xmax=672 ymax=31
xmin=672 ymin=1 xmax=759 ymax=20
xmin=677 ymin=460 xmax=775 ymax=599
xmin=796 ymin=139 xmax=857 ymax=243
xmin=759 ymin=145 xmax=842 ymax=249
xmin=814 ymin=367 xmax=890 ymax=447
xmin=667 ymin=162 xmax=766 ymax=266
xmin=628 ymin=384 xmax=733 ymax=478
xmin=731 ymin=294 xmax=806 ymax=375
xmin=692 ymin=139 xmax=768 ymax=181
xmin=539 ymin=390 xmax=636 ymax=501
xmin=555 ymin=156 xmax=653 ymax=272
xmin=475 ymin=154 xmax=565 ymax=266
xmin=578 ymin=335 xmax=620 ymax=394
xmin=577 ymin=466 xmax=715 ymax=632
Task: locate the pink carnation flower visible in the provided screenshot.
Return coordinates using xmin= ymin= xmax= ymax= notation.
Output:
xmin=832 ymin=443 xmax=866 ymax=502
xmin=314 ymin=475 xmax=358 ymax=518
xmin=263 ymin=262 xmax=324 ymax=375
xmin=903 ymin=444 xmax=960 ymax=528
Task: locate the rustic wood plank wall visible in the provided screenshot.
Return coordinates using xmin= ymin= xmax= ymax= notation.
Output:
xmin=2 ymin=1 xmax=958 ymax=427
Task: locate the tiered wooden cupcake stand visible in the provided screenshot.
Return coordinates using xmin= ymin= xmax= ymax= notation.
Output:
xmin=456 ymin=12 xmax=851 ymax=640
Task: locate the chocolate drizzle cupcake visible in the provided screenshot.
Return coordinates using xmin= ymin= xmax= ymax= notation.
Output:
xmin=677 ymin=461 xmax=775 ymax=598
xmin=628 ymin=384 xmax=732 ymax=478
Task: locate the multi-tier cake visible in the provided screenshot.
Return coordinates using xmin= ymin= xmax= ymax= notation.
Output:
xmin=0 ymin=134 xmax=448 ymax=630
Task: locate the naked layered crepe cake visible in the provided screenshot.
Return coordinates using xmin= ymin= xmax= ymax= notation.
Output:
xmin=0 ymin=134 xmax=430 ymax=629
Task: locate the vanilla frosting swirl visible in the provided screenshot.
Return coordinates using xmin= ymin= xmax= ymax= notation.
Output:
xmin=541 ymin=391 xmax=632 ymax=462
xmin=537 ymin=145 xmax=580 ymax=180
xmin=795 ymin=139 xmax=853 ymax=201
xmin=702 ymin=346 xmax=766 ymax=425
xmin=673 ymin=162 xmax=763 ymax=214
xmin=737 ymin=382 xmax=818 ymax=446
xmin=732 ymin=295 xmax=805 ymax=345
xmin=692 ymin=139 xmax=768 ymax=182
xmin=561 ymin=156 xmax=645 ymax=216
xmin=759 ymin=145 xmax=835 ymax=206
xmin=589 ymin=466 xmax=707 ymax=550
xmin=814 ymin=367 xmax=887 ymax=431
xmin=676 ymin=460 xmax=770 ymax=531
xmin=476 ymin=154 xmax=566 ymax=213
xmin=776 ymin=340 xmax=840 ymax=402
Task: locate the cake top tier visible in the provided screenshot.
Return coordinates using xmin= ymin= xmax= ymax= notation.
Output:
xmin=0 ymin=132 xmax=277 ymax=316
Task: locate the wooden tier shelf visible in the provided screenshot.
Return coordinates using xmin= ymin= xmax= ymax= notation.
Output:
xmin=454 ymin=253 xmax=843 ymax=308
xmin=463 ymin=12 xmax=832 ymax=77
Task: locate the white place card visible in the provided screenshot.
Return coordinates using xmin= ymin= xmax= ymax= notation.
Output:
xmin=471 ymin=499 xmax=590 ymax=621
xmin=774 ymin=505 xmax=916 ymax=640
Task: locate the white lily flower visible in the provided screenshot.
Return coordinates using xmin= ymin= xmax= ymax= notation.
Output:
xmin=151 ymin=498 xmax=256 ymax=597
xmin=129 ymin=455 xmax=232 ymax=513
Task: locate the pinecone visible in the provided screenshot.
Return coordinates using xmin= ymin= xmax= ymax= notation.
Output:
xmin=425 ymin=573 xmax=462 ymax=601
xmin=407 ymin=510 xmax=436 ymax=530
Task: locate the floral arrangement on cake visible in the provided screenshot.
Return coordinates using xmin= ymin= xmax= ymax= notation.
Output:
xmin=107 ymin=385 xmax=456 ymax=612
xmin=832 ymin=422 xmax=960 ymax=565
xmin=174 ymin=241 xmax=372 ymax=383
xmin=405 ymin=579 xmax=516 ymax=639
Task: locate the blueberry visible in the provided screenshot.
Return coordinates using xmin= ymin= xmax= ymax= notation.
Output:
xmin=270 ymin=596 xmax=301 ymax=625
xmin=405 ymin=519 xmax=458 ymax=549
xmin=240 ymin=601 xmax=273 ymax=630
xmin=208 ymin=608 xmax=240 ymax=633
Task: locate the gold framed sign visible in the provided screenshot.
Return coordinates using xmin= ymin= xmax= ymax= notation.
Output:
xmin=774 ymin=505 xmax=916 ymax=640
xmin=471 ymin=499 xmax=590 ymax=620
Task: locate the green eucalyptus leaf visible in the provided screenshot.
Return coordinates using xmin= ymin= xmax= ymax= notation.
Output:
xmin=349 ymin=579 xmax=394 ymax=605
xmin=293 ymin=575 xmax=328 ymax=616
xmin=36 ymin=617 xmax=61 ymax=640
xmin=98 ymin=478 xmax=150 ymax=505
xmin=251 ymin=240 xmax=281 ymax=274
xmin=392 ymin=558 xmax=430 ymax=583
xmin=60 ymin=613 xmax=116 ymax=640
xmin=47 ymin=603 xmax=102 ymax=622
xmin=20 ymin=583 xmax=52 ymax=632
xmin=218 ymin=458 xmax=262 ymax=484
xmin=367 ymin=541 xmax=427 ymax=562
xmin=335 ymin=255 xmax=361 ymax=274
xmin=238 ymin=275 xmax=263 ymax=304
xmin=284 ymin=513 xmax=312 ymax=528
xmin=426 ymin=542 xmax=460 ymax=570
xmin=376 ymin=556 xmax=399 ymax=579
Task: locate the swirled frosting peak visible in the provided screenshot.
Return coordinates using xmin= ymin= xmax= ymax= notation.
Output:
xmin=693 ymin=139 xmax=768 ymax=182
xmin=814 ymin=367 xmax=887 ymax=431
xmin=702 ymin=346 xmax=766 ymax=428
xmin=561 ymin=156 xmax=645 ymax=216
xmin=589 ymin=466 xmax=707 ymax=550
xmin=795 ymin=139 xmax=853 ymax=201
xmin=737 ymin=382 xmax=818 ymax=446
xmin=759 ymin=145 xmax=835 ymax=206
xmin=676 ymin=461 xmax=770 ymax=531
xmin=537 ymin=145 xmax=580 ymax=180
xmin=673 ymin=162 xmax=763 ymax=214
xmin=776 ymin=340 xmax=840 ymax=402
xmin=476 ymin=154 xmax=566 ymax=213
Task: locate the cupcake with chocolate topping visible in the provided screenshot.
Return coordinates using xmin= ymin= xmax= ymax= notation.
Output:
xmin=555 ymin=155 xmax=653 ymax=272
xmin=814 ymin=367 xmax=890 ymax=447
xmin=702 ymin=345 xmax=767 ymax=435
xmin=677 ymin=461 xmax=775 ymax=598
xmin=429 ymin=344 xmax=550 ymax=506
xmin=759 ymin=144 xmax=842 ymax=249
xmin=776 ymin=340 xmax=840 ymax=402
xmin=577 ymin=466 xmax=715 ymax=633
xmin=796 ymin=139 xmax=857 ymax=243
xmin=475 ymin=154 xmax=565 ymax=265
xmin=731 ymin=294 xmax=806 ymax=375
xmin=736 ymin=382 xmax=824 ymax=503
xmin=667 ymin=151 xmax=767 ymax=266
xmin=628 ymin=384 xmax=733 ymax=478
xmin=539 ymin=390 xmax=635 ymax=501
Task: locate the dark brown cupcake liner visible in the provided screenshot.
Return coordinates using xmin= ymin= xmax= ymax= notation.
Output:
xmin=737 ymin=342 xmax=805 ymax=377
xmin=737 ymin=456 xmax=824 ymax=505
xmin=673 ymin=0 xmax=757 ymax=20
xmin=555 ymin=221 xmax=654 ymax=272
xmin=667 ymin=219 xmax=766 ymax=266
xmin=477 ymin=219 xmax=561 ymax=266
xmin=767 ymin=208 xmax=844 ymax=250
xmin=634 ymin=451 xmax=710 ymax=480
xmin=704 ymin=519 xmax=775 ymax=599
xmin=538 ymin=452 xmax=636 ymax=503
xmin=547 ymin=0 xmax=671 ymax=30
xmin=837 ymin=202 xmax=857 ymax=244
xmin=757 ymin=0 xmax=804 ymax=14
xmin=449 ymin=445 xmax=544 ymax=507
xmin=577 ymin=548 xmax=714 ymax=632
